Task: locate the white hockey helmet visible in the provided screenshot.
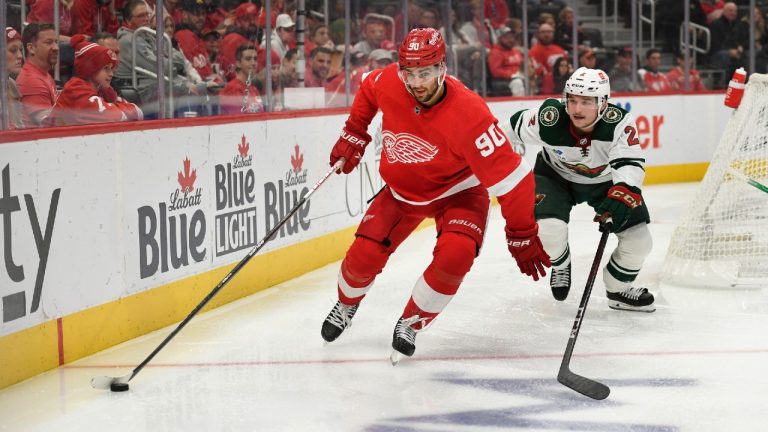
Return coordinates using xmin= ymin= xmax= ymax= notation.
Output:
xmin=563 ymin=67 xmax=611 ymax=126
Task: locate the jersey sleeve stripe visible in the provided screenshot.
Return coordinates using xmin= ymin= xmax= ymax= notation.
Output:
xmin=611 ymin=160 xmax=645 ymax=170
xmin=487 ymin=158 xmax=532 ymax=197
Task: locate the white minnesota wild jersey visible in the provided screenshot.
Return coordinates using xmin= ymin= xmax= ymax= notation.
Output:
xmin=508 ymin=98 xmax=645 ymax=188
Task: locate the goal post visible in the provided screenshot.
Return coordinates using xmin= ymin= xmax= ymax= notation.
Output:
xmin=661 ymin=73 xmax=768 ymax=288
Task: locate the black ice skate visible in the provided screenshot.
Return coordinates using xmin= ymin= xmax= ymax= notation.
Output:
xmin=321 ymin=301 xmax=358 ymax=342
xmin=390 ymin=316 xmax=428 ymax=365
xmin=606 ymin=287 xmax=656 ymax=312
xmin=550 ymin=263 xmax=571 ymax=301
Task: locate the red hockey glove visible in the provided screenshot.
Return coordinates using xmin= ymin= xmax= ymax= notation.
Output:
xmin=594 ymin=182 xmax=643 ymax=232
xmin=506 ymin=225 xmax=551 ymax=281
xmin=100 ymin=86 xmax=119 ymax=103
xmin=330 ymin=129 xmax=369 ymax=174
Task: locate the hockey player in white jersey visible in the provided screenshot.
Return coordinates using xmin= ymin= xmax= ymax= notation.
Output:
xmin=508 ymin=67 xmax=655 ymax=312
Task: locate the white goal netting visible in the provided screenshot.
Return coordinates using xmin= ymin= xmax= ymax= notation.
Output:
xmin=661 ymin=73 xmax=768 ymax=288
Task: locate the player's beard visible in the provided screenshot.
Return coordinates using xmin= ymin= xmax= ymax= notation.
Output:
xmin=409 ymin=80 xmax=439 ymax=105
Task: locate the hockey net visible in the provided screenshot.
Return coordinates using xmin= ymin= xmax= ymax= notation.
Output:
xmin=661 ymin=73 xmax=768 ymax=288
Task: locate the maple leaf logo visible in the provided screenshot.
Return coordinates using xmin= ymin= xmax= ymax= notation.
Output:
xmin=238 ymin=134 xmax=249 ymax=158
xmin=290 ymin=144 xmax=304 ymax=173
xmin=178 ymin=157 xmax=197 ymax=193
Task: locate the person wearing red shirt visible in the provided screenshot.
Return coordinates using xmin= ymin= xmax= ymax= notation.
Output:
xmin=529 ymin=23 xmax=567 ymax=73
xmin=218 ymin=44 xmax=262 ymax=115
xmin=488 ymin=26 xmax=525 ymax=95
xmin=49 ymin=34 xmax=142 ymax=126
xmin=175 ymin=0 xmax=218 ymax=81
xmin=304 ymin=46 xmax=332 ymax=88
xmin=72 ymin=0 xmax=121 ymax=36
xmin=638 ymin=48 xmax=673 ymax=92
xmin=320 ymin=28 xmax=550 ymax=363
xmin=16 ymin=23 xmax=59 ymax=127
xmin=218 ymin=2 xmax=258 ymax=80
xmin=666 ymin=52 xmax=706 ymax=91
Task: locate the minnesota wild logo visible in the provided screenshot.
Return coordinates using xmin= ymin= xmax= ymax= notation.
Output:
xmin=602 ymin=107 xmax=623 ymax=123
xmin=561 ymin=161 xmax=608 ymax=178
xmin=539 ymin=106 xmax=560 ymax=126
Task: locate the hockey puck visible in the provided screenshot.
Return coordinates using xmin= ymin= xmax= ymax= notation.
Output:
xmin=110 ymin=382 xmax=129 ymax=392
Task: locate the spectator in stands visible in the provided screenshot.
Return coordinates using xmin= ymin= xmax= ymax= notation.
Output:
xmin=219 ymin=44 xmax=262 ymax=115
xmin=280 ymin=48 xmax=298 ymax=88
xmin=175 ymin=0 xmax=220 ymax=82
xmin=667 ymin=51 xmax=706 ymax=91
xmin=539 ymin=56 xmax=572 ymax=95
xmin=203 ymin=0 xmax=229 ymax=31
xmin=578 ymin=47 xmax=597 ymax=69
xmin=441 ymin=5 xmax=483 ymax=92
xmin=201 ymin=29 xmax=221 ymax=75
xmin=49 ymin=34 xmax=142 ymax=126
xmin=253 ymin=48 xmax=281 ymax=108
xmin=529 ymin=22 xmax=566 ymax=73
xmin=3 ymin=27 xmax=25 ymax=129
xmin=92 ymin=33 xmax=122 ymax=95
xmin=261 ymin=14 xmax=295 ymax=60
xmin=115 ymin=0 xmax=208 ymax=118
xmin=460 ymin=0 xmax=493 ymax=50
xmin=735 ymin=6 xmax=767 ymax=55
xmin=93 ymin=33 xmax=120 ymax=57
xmin=353 ymin=14 xmax=390 ymax=56
xmin=531 ymin=12 xmax=557 ymax=45
xmin=484 ymin=0 xmax=510 ymax=29
xmin=699 ymin=0 xmax=725 ymax=25
xmin=609 ymin=46 xmax=645 ymax=93
xmin=394 ymin=0 xmax=425 ymax=39
xmin=638 ymin=48 xmax=672 ymax=92
xmin=417 ymin=8 xmax=440 ymax=30
xmin=26 ymin=0 xmax=74 ymax=42
xmin=554 ymin=6 xmax=584 ymax=52
xmin=305 ymin=24 xmax=335 ymax=55
xmin=16 ymin=23 xmax=58 ymax=127
xmin=72 ymin=0 xmax=121 ymax=36
xmin=326 ymin=48 xmax=395 ymax=107
xmin=488 ymin=26 xmax=525 ymax=96
xmin=709 ymin=2 xmax=742 ymax=85
xmin=219 ymin=2 xmax=259 ymax=80
xmin=305 ymin=46 xmax=332 ymax=87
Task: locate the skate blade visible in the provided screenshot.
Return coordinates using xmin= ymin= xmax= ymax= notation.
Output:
xmin=390 ymin=350 xmax=405 ymax=366
xmin=608 ymin=301 xmax=656 ymax=313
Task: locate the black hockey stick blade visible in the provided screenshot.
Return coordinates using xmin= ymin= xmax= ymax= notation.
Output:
xmin=558 ymin=368 xmax=610 ymax=400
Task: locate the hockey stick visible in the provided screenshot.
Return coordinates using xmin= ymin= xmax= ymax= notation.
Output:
xmin=727 ymin=168 xmax=768 ymax=194
xmin=91 ymin=160 xmax=344 ymax=391
xmin=557 ymin=221 xmax=612 ymax=400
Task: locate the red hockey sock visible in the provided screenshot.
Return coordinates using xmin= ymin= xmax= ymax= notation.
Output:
xmin=337 ymin=236 xmax=391 ymax=304
xmin=402 ymin=233 xmax=477 ymax=328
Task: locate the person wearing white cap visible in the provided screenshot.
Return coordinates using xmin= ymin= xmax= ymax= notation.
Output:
xmin=260 ymin=13 xmax=295 ymax=60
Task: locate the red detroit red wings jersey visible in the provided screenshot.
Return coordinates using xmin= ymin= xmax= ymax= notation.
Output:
xmin=50 ymin=78 xmax=141 ymax=126
xmin=343 ymin=63 xmax=535 ymax=230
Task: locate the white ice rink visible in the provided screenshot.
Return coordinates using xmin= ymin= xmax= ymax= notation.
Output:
xmin=1 ymin=182 xmax=767 ymax=432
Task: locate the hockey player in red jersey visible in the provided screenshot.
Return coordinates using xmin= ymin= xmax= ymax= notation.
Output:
xmin=49 ymin=34 xmax=142 ymax=126
xmin=321 ymin=28 xmax=550 ymax=363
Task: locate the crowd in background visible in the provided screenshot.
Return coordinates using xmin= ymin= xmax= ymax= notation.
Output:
xmin=2 ymin=0 xmax=768 ymax=129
